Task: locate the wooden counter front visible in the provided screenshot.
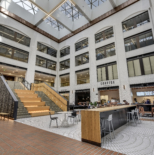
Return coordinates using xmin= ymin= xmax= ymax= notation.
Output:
xmin=81 ymin=105 xmax=136 ymax=146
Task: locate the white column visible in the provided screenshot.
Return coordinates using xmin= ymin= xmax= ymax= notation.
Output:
xmin=114 ymin=24 xmax=132 ymax=104
xmin=69 ymin=44 xmax=76 ymax=104
xmin=25 ymin=34 xmax=37 ymax=84
xmin=89 ymin=36 xmax=99 ymax=102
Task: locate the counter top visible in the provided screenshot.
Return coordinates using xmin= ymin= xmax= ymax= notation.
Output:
xmin=82 ymin=105 xmax=136 ymax=112
xmin=137 ymin=104 xmax=154 ymax=105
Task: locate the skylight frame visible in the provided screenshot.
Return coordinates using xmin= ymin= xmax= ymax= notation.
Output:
xmin=45 ymin=17 xmax=64 ymax=31
xmin=84 ymin=0 xmax=107 ymax=9
xmin=59 ymin=0 xmax=82 ymax=22
xmin=12 ymin=0 xmax=39 ymax=15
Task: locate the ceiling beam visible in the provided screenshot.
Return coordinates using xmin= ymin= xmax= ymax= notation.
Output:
xmin=70 ymin=0 xmax=91 ymax=22
xmin=27 ymin=0 xmax=72 ymax=32
xmin=109 ymin=0 xmax=117 ymax=8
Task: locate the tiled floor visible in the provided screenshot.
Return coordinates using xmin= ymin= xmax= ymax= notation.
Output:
xmin=0 ymin=118 xmax=121 ymax=155
xmin=16 ymin=115 xmax=154 ymax=155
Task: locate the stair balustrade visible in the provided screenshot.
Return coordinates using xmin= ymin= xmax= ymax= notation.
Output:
xmin=31 ymin=83 xmax=69 ymax=111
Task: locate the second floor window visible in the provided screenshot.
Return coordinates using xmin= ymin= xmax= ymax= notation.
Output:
xmin=95 ymin=27 xmax=114 ymax=43
xmin=0 ymin=43 xmax=29 ymax=63
xmin=60 ymin=59 xmax=70 ymax=71
xmin=37 ymin=42 xmax=57 ymax=57
xmin=97 ymin=63 xmax=118 ymax=82
xmin=127 ymin=53 xmax=154 ymax=77
xmin=60 ymin=47 xmax=70 ymax=57
xmin=60 ymin=74 xmax=70 ymax=87
xmin=125 ymin=30 xmax=154 ymax=52
xmin=75 ymin=38 xmax=88 ymax=51
xmin=96 ymin=43 xmax=115 ymax=60
xmin=122 ymin=11 xmax=150 ymax=32
xmin=75 ymin=52 xmax=89 ymax=66
xmin=36 ymin=56 xmax=56 ymax=71
xmin=0 ymin=25 xmax=31 ymax=47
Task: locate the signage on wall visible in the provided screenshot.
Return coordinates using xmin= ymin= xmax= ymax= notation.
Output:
xmin=136 ymin=91 xmax=154 ymax=96
xmin=101 ymin=81 xmax=115 ymax=86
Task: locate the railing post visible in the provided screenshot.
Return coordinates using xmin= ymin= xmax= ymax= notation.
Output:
xmin=13 ymin=101 xmax=18 ymax=120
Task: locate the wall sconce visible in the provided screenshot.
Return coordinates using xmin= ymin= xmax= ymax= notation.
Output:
xmin=93 ymin=88 xmax=94 ymax=92
xmin=72 ymin=90 xmax=73 ymax=94
xmin=123 ymin=85 xmax=126 ymax=90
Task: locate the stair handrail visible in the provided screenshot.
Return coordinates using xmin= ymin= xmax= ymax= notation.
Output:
xmin=32 ymin=83 xmax=69 ymax=111
xmin=0 ymin=75 xmax=18 ymax=120
xmin=19 ymin=77 xmax=31 ymax=90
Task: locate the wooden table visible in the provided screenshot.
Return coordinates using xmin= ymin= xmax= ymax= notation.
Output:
xmin=81 ymin=105 xmax=136 ymax=147
xmin=0 ymin=113 xmax=9 ymax=120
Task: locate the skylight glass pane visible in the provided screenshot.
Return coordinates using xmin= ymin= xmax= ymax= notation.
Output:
xmin=60 ymin=0 xmax=82 ymax=21
xmin=84 ymin=0 xmax=107 ymax=9
xmin=45 ymin=17 xmax=64 ymax=31
xmin=12 ymin=0 xmax=39 ymax=15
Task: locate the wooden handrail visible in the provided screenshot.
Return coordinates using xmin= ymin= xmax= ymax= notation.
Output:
xmin=31 ymin=83 xmax=68 ymax=111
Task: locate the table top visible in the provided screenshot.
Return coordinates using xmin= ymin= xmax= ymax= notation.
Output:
xmin=74 ymin=109 xmax=87 ymax=111
xmin=82 ymin=105 xmax=136 ymax=112
xmin=57 ymin=111 xmax=72 ymax=114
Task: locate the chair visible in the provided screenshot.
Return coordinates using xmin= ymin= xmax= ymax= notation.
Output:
xmin=101 ymin=114 xmax=115 ymax=144
xmin=135 ymin=108 xmax=141 ymax=123
xmin=49 ymin=112 xmax=58 ymax=128
xmin=68 ymin=111 xmax=78 ymax=124
xmin=127 ymin=110 xmax=137 ymax=126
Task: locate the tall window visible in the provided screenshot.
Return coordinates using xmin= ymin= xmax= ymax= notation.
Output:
xmin=0 ymin=25 xmax=31 ymax=47
xmin=0 ymin=43 xmax=29 ymax=63
xmin=122 ymin=11 xmax=150 ymax=32
xmin=76 ymin=69 xmax=90 ymax=85
xmin=60 ymin=47 xmax=70 ymax=57
xmin=75 ymin=38 xmax=88 ymax=51
xmin=36 ymin=56 xmax=56 ymax=71
xmin=37 ymin=42 xmax=57 ymax=57
xmin=60 ymin=59 xmax=70 ymax=71
xmin=60 ymin=74 xmax=70 ymax=87
xmin=95 ymin=27 xmax=114 ymax=43
xmin=75 ymin=52 xmax=89 ymax=66
xmin=97 ymin=63 xmax=118 ymax=82
xmin=96 ymin=43 xmax=115 ymax=60
xmin=125 ymin=30 xmax=154 ymax=52
xmin=127 ymin=53 xmax=154 ymax=77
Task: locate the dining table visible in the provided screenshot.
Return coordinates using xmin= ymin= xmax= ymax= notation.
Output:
xmin=57 ymin=111 xmax=73 ymax=127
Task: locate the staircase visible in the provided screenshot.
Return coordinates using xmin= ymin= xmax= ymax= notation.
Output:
xmin=7 ymin=81 xmax=31 ymax=119
xmin=35 ymin=91 xmax=63 ymax=113
xmin=15 ymin=89 xmax=55 ymax=117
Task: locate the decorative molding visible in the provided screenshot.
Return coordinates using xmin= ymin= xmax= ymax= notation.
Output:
xmin=0 ymin=0 xmax=139 ymax=43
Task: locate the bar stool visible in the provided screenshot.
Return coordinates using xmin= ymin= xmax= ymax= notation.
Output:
xmin=135 ymin=108 xmax=141 ymax=123
xmin=101 ymin=114 xmax=115 ymax=144
xmin=127 ymin=110 xmax=137 ymax=126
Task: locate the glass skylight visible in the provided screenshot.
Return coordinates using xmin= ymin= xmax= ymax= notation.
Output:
xmin=12 ymin=0 xmax=39 ymax=15
xmin=59 ymin=0 xmax=82 ymax=21
xmin=84 ymin=0 xmax=107 ymax=9
xmin=45 ymin=17 xmax=64 ymax=31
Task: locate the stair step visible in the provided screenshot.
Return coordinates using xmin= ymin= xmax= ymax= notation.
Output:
xmin=19 ymin=96 xmax=38 ymax=99
xmin=15 ymin=89 xmax=34 ymax=93
xmin=30 ymin=111 xmax=54 ymax=117
xmin=23 ymin=102 xmax=46 ymax=107
xmin=26 ymin=106 xmax=50 ymax=111
xmin=18 ymin=94 xmax=38 ymax=98
xmin=20 ymin=98 xmax=42 ymax=102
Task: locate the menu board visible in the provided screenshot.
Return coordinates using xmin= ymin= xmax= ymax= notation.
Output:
xmin=136 ymin=91 xmax=154 ymax=96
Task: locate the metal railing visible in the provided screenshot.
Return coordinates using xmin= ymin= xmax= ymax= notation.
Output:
xmin=18 ymin=77 xmax=31 ymax=90
xmin=0 ymin=75 xmax=18 ymax=120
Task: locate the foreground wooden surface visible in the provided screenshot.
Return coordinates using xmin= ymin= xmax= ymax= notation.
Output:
xmin=81 ymin=105 xmax=136 ymax=146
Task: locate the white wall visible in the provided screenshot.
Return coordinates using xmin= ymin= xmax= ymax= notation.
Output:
xmin=0 ymin=0 xmax=154 ymax=105
xmin=58 ymin=0 xmax=154 ymax=104
xmin=0 ymin=12 xmax=58 ymax=85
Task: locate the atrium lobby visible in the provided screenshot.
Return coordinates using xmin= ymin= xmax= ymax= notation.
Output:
xmin=0 ymin=0 xmax=154 ymax=155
